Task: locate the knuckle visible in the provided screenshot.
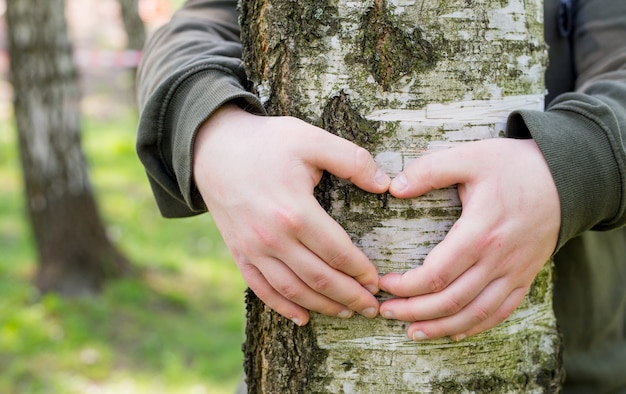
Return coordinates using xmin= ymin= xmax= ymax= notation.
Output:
xmin=327 ymin=250 xmax=351 ymax=271
xmin=353 ymin=147 xmax=372 ymax=173
xmin=343 ymin=296 xmax=365 ymax=312
xmin=248 ymin=282 xmax=271 ymax=302
xmin=476 ymin=230 xmax=502 ymax=256
xmin=276 ymin=283 xmax=301 ymax=301
xmin=251 ymin=206 xmax=304 ymax=251
xmin=405 ymin=309 xmax=423 ymax=323
xmin=470 ymin=304 xmax=491 ymax=323
xmin=310 ymin=273 xmax=333 ymax=293
xmin=274 ymin=206 xmax=304 ymax=233
xmin=237 ymin=260 xmax=257 ymax=278
xmin=251 ymin=223 xmax=280 ymax=250
xmin=442 ymin=294 xmax=463 ymax=315
xmin=493 ymin=308 xmax=512 ymax=324
xmin=428 ymin=272 xmax=448 ymax=293
xmin=499 ymin=287 xmax=528 ymax=319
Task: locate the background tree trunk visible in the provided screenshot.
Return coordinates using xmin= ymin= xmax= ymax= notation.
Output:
xmin=241 ymin=0 xmax=563 ymax=392
xmin=118 ymin=0 xmax=146 ymax=94
xmin=117 ymin=0 xmax=146 ymax=52
xmin=6 ymin=0 xmax=131 ymax=297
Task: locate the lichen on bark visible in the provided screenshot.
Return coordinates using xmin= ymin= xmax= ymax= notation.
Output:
xmin=240 ymin=0 xmax=340 ymax=116
xmin=321 ymin=90 xmax=380 ymax=146
xmin=349 ymin=0 xmax=437 ymax=91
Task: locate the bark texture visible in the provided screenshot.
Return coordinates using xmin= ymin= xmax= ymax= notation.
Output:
xmin=241 ymin=0 xmax=563 ymax=392
xmin=6 ymin=0 xmax=131 ymax=296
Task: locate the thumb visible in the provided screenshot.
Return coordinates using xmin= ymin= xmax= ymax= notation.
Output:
xmin=305 ymin=129 xmax=391 ymax=193
xmin=390 ymin=145 xmax=474 ymax=198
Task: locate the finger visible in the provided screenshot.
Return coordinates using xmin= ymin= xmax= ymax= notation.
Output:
xmin=237 ymin=261 xmax=310 ymax=326
xmin=389 ymin=144 xmax=477 ymax=198
xmin=281 ymin=231 xmax=379 ymax=318
xmin=259 ymin=256 xmax=353 ymax=317
xmin=379 ymin=214 xmax=491 ymax=297
xmin=450 ymin=287 xmax=527 ymax=341
xmin=291 ymin=196 xmax=380 ymax=291
xmin=379 ymin=263 xmax=492 ymax=322
xmin=243 ymin=256 xmax=357 ymax=321
xmin=302 ymin=128 xmax=391 ymax=192
xmin=404 ymin=278 xmax=519 ymax=341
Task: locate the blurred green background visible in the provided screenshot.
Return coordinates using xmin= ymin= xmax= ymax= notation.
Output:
xmin=0 ymin=0 xmax=248 ymax=392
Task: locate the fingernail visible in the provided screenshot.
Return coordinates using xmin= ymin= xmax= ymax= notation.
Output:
xmin=365 ymin=284 xmax=378 ymax=295
xmin=382 ymin=310 xmax=394 ymax=319
xmin=451 ymin=333 xmax=466 ymax=342
xmin=361 ymin=307 xmax=378 ymax=318
xmin=291 ymin=317 xmax=303 ymax=326
xmin=338 ymin=309 xmax=353 ymax=319
xmin=391 ymin=173 xmax=408 ymax=192
xmin=412 ymin=330 xmax=429 ymax=341
xmin=374 ymin=169 xmax=390 ymax=187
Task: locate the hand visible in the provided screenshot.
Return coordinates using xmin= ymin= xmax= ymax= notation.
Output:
xmin=379 ymin=138 xmax=560 ymax=341
xmin=193 ymin=104 xmax=391 ymax=326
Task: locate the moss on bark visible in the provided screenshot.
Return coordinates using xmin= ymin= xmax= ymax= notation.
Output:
xmin=349 ymin=0 xmax=437 ymax=91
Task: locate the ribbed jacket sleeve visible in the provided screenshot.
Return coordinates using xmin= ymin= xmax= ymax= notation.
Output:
xmin=506 ymin=0 xmax=626 ymax=251
xmin=136 ymin=0 xmax=265 ymax=217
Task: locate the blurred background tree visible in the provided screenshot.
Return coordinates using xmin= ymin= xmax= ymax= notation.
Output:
xmin=118 ymin=0 xmax=146 ymax=53
xmin=0 ymin=1 xmax=253 ymax=392
xmin=5 ymin=0 xmax=131 ymax=296
xmin=118 ymin=0 xmax=146 ymax=91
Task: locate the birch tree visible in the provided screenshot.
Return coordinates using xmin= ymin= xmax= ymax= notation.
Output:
xmin=240 ymin=0 xmax=562 ymax=392
xmin=6 ymin=0 xmax=130 ymax=296
xmin=117 ymin=0 xmax=146 ymax=52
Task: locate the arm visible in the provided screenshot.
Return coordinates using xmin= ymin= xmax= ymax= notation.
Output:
xmin=379 ymin=0 xmax=626 ymax=341
xmin=194 ymin=104 xmax=390 ymax=324
xmin=136 ymin=0 xmax=390 ymax=325
xmin=508 ymin=0 xmax=626 ymax=247
xmin=137 ymin=0 xmax=264 ymax=217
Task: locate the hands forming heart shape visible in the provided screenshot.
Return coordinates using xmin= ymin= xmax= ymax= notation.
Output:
xmin=193 ymin=105 xmax=560 ymax=341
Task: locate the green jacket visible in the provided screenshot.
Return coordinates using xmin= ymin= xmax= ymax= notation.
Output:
xmin=136 ymin=0 xmax=626 ymax=391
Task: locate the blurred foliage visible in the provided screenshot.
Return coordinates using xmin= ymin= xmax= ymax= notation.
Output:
xmin=0 ymin=109 xmax=247 ymax=393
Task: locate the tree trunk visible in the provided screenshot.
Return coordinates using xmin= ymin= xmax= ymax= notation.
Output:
xmin=117 ymin=0 xmax=146 ymax=52
xmin=118 ymin=0 xmax=146 ymax=98
xmin=6 ymin=0 xmax=131 ymax=297
xmin=240 ymin=0 xmax=563 ymax=392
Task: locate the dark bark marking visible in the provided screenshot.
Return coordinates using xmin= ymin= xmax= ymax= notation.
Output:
xmin=243 ymin=290 xmax=327 ymax=393
xmin=354 ymin=0 xmax=437 ymax=90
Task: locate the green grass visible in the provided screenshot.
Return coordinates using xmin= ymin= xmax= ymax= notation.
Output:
xmin=0 ymin=109 xmax=247 ymax=393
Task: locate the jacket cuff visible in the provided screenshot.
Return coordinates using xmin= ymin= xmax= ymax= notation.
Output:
xmin=137 ymin=66 xmax=265 ymax=218
xmin=506 ymin=99 xmax=623 ymax=251
xmin=165 ymin=68 xmax=265 ymax=214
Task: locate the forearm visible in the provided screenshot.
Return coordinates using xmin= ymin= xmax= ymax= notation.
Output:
xmin=507 ymin=89 xmax=626 ymax=250
xmin=136 ymin=0 xmax=264 ymax=217
xmin=506 ymin=0 xmax=626 ymax=250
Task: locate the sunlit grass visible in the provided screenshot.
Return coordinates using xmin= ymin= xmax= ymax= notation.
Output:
xmin=0 ymin=109 xmax=247 ymax=394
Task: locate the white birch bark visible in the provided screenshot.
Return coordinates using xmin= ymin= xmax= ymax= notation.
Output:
xmin=241 ymin=0 xmax=562 ymax=392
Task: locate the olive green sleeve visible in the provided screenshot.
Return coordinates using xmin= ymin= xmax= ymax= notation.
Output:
xmin=136 ymin=0 xmax=265 ymax=217
xmin=506 ymin=0 xmax=626 ymax=251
